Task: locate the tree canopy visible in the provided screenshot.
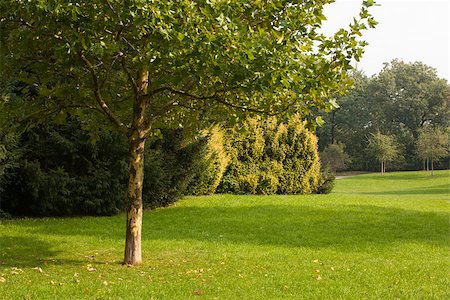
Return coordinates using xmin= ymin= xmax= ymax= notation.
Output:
xmin=317 ymin=61 xmax=450 ymax=170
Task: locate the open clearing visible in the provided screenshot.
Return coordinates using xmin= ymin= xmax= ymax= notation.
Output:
xmin=1 ymin=170 xmax=449 ymax=299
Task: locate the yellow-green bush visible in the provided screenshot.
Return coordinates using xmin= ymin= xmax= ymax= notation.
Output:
xmin=218 ymin=115 xmax=321 ymax=194
xmin=185 ymin=126 xmax=230 ymax=195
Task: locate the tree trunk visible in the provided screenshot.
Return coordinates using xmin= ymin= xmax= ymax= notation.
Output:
xmin=124 ymin=136 xmax=145 ymax=265
xmin=331 ymin=110 xmax=336 ymax=144
xmin=431 ymin=159 xmax=434 ymax=176
xmin=380 ymin=161 xmax=384 ymax=175
xmin=124 ymin=68 xmax=149 ymax=265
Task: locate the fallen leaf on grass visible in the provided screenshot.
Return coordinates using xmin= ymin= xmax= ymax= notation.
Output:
xmin=330 ymin=267 xmax=335 ymax=271
xmin=86 ymin=264 xmax=96 ymax=272
xmin=314 ymin=269 xmax=320 ymax=273
xmin=316 ymin=275 xmax=322 ymax=281
xmin=193 ymin=289 xmax=202 ymax=296
xmin=10 ymin=267 xmax=24 ymax=275
xmin=33 ymin=267 xmax=44 ymax=273
xmin=0 ymin=277 xmax=6 ymax=283
xmin=102 ymin=281 xmax=108 ymax=286
xmin=313 ymin=259 xmax=319 ymax=263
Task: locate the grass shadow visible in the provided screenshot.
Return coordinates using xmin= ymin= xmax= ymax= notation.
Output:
xmin=348 ymin=171 xmax=449 ymax=181
xmin=141 ymin=204 xmax=448 ymax=251
xmin=15 ymin=203 xmax=448 ymax=252
xmin=363 ymin=184 xmax=450 ymax=195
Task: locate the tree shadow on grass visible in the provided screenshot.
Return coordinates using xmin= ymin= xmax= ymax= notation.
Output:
xmin=141 ymin=204 xmax=448 ymax=251
xmin=348 ymin=171 xmax=449 ymax=181
xmin=363 ymin=184 xmax=450 ymax=196
xmin=0 ymin=235 xmax=116 ymax=268
xmin=17 ymin=203 xmax=449 ymax=252
xmin=1 ymin=236 xmax=60 ymax=268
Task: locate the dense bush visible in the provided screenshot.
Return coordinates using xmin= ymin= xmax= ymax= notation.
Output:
xmin=0 ymin=123 xmax=230 ymax=216
xmin=1 ymin=122 xmax=129 ymax=216
xmin=185 ymin=126 xmax=230 ymax=196
xmin=320 ymin=143 xmax=351 ymax=172
xmin=218 ymin=115 xmax=321 ymax=195
xmin=0 ymin=131 xmax=21 ymax=193
xmin=315 ymin=167 xmax=335 ymax=194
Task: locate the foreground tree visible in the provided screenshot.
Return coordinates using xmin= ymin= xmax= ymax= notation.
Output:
xmin=0 ymin=0 xmax=376 ymax=264
xmin=367 ymin=132 xmax=399 ymax=175
xmin=416 ymin=127 xmax=449 ymax=175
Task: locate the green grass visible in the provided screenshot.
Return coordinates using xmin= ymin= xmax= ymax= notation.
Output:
xmin=1 ymin=170 xmax=449 ymax=299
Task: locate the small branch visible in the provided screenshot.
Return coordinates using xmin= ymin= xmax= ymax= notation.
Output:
xmin=146 ymin=86 xmax=287 ymax=116
xmin=120 ymin=56 xmax=138 ymax=98
xmin=105 ymin=0 xmax=120 ymax=18
xmin=79 ymin=53 xmax=129 ymax=135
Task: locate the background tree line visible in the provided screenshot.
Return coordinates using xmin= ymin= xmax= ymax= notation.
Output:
xmin=317 ymin=60 xmax=450 ymax=172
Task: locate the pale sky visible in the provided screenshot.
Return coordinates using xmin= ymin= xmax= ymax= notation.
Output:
xmin=321 ymin=0 xmax=449 ymax=81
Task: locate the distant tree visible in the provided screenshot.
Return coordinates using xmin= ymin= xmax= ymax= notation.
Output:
xmin=416 ymin=127 xmax=449 ymax=175
xmin=365 ymin=60 xmax=449 ymax=167
xmin=317 ymin=61 xmax=450 ymax=170
xmin=367 ymin=132 xmax=399 ymax=175
xmin=319 ymin=143 xmax=351 ymax=172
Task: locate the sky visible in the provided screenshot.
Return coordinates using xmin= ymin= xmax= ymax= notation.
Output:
xmin=321 ymin=0 xmax=449 ymax=81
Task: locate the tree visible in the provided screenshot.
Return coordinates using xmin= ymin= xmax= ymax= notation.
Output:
xmin=317 ymin=62 xmax=449 ymax=170
xmin=316 ymin=70 xmax=372 ymax=169
xmin=364 ymin=60 xmax=449 ymax=168
xmin=367 ymin=132 xmax=399 ymax=175
xmin=416 ymin=127 xmax=449 ymax=175
xmin=320 ymin=142 xmax=351 ymax=172
xmin=0 ymin=0 xmax=376 ymax=264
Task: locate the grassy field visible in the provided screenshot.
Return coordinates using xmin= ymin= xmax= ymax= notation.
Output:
xmin=1 ymin=170 xmax=449 ymax=299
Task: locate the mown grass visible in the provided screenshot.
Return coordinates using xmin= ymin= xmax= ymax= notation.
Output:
xmin=1 ymin=170 xmax=449 ymax=299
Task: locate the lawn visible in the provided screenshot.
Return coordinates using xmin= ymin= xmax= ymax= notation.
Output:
xmin=1 ymin=170 xmax=449 ymax=299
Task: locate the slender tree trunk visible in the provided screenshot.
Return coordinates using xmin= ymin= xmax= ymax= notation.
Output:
xmin=124 ymin=69 xmax=149 ymax=265
xmin=426 ymin=158 xmax=429 ymax=171
xmin=431 ymin=159 xmax=434 ymax=176
xmin=380 ymin=161 xmax=383 ymax=175
xmin=330 ymin=110 xmax=336 ymax=144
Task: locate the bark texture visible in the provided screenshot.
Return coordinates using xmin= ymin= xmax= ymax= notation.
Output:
xmin=124 ymin=137 xmax=145 ymax=265
xmin=124 ymin=69 xmax=149 ymax=265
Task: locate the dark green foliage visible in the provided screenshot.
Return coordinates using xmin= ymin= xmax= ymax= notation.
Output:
xmin=315 ymin=168 xmax=336 ymax=194
xmin=317 ymin=62 xmax=449 ymax=171
xmin=320 ymin=143 xmax=351 ymax=172
xmin=0 ymin=131 xmax=21 ymax=193
xmin=1 ymin=122 xmax=128 ymax=216
xmin=0 ymin=122 xmax=230 ymax=216
xmin=218 ymin=116 xmax=321 ymax=195
xmin=142 ymin=130 xmax=193 ymax=209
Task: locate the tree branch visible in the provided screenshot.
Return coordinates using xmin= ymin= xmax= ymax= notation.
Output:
xmin=79 ymin=53 xmax=129 ymax=135
xmin=120 ymin=55 xmax=138 ymax=98
xmin=144 ymin=86 xmax=288 ymax=116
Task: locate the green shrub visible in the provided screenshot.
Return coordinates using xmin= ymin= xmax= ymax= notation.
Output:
xmin=320 ymin=143 xmax=351 ymax=172
xmin=185 ymin=126 xmax=230 ymax=195
xmin=218 ymin=115 xmax=321 ymax=195
xmin=1 ymin=122 xmax=128 ymax=216
xmin=315 ymin=168 xmax=336 ymax=194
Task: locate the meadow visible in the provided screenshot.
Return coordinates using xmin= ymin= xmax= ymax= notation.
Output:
xmin=1 ymin=170 xmax=449 ymax=299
